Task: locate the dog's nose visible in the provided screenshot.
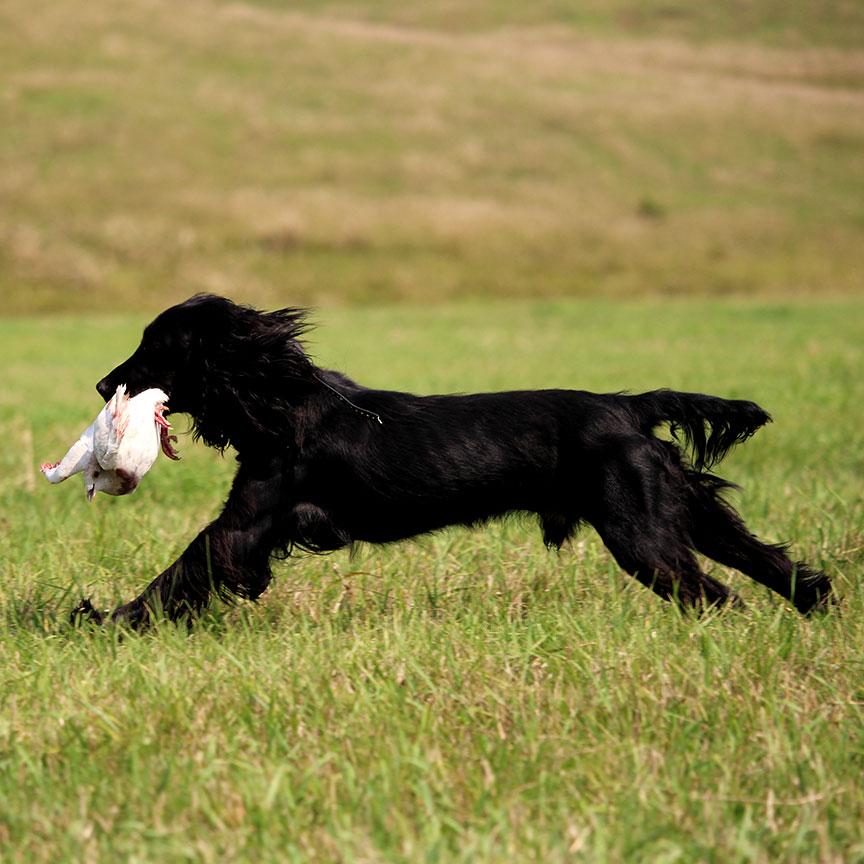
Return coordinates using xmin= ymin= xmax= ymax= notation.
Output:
xmin=96 ymin=378 xmax=113 ymax=400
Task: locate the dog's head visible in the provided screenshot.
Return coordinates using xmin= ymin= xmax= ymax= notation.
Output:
xmin=97 ymin=295 xmax=313 ymax=448
xmin=97 ymin=294 xmax=230 ymax=410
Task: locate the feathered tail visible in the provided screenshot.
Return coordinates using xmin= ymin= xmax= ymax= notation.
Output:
xmin=629 ymin=389 xmax=771 ymax=471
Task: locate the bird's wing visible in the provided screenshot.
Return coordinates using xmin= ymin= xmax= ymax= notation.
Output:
xmin=94 ymin=385 xmax=129 ymax=470
xmin=41 ymin=431 xmax=96 ymax=483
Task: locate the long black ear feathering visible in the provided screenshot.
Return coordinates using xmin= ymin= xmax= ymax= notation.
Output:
xmin=189 ymin=299 xmax=319 ymax=451
xmin=260 ymin=305 xmax=313 ymax=346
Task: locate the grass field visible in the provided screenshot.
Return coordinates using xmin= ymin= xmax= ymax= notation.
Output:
xmin=1 ymin=299 xmax=863 ymax=861
xmin=2 ymin=0 xmax=864 ymax=858
xmin=1 ymin=0 xmax=863 ymax=314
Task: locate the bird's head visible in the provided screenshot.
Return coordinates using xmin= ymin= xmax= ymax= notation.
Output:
xmin=84 ymin=465 xmax=137 ymax=501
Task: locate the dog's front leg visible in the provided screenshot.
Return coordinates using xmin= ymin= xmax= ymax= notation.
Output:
xmin=73 ymin=455 xmax=287 ymax=628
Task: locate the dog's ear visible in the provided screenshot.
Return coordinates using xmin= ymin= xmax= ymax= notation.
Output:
xmin=188 ymin=299 xmax=317 ymax=452
xmin=222 ymin=305 xmax=314 ymax=379
xmin=253 ymin=306 xmax=312 ymax=350
xmin=187 ymin=297 xmax=309 ymax=358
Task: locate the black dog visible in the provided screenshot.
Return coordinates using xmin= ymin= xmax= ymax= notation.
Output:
xmin=79 ymin=294 xmax=831 ymax=626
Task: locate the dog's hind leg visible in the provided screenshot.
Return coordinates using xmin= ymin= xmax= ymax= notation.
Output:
xmin=593 ymin=518 xmax=741 ymax=611
xmin=688 ymin=478 xmax=833 ymax=615
xmin=584 ymin=440 xmax=742 ymax=612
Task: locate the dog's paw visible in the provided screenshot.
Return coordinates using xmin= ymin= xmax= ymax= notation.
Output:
xmin=69 ymin=598 xmax=106 ymax=626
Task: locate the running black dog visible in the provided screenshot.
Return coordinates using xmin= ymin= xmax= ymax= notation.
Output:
xmin=77 ymin=294 xmax=832 ymax=625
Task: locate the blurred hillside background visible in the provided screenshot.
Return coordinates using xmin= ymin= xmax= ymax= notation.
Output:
xmin=1 ymin=0 xmax=863 ymax=315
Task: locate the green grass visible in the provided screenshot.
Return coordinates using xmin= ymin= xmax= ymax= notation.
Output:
xmin=1 ymin=0 xmax=863 ymax=314
xmin=2 ymin=299 xmax=864 ymax=861
xmin=2 ymin=0 xmax=863 ymax=856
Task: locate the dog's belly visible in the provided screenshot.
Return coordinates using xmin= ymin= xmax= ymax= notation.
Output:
xmin=319 ymin=485 xmax=560 ymax=546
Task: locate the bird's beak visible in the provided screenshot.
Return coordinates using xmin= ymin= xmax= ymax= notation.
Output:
xmin=86 ymin=485 xmax=95 ymax=502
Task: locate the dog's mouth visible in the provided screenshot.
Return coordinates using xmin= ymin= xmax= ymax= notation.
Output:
xmin=155 ymin=403 xmax=181 ymax=461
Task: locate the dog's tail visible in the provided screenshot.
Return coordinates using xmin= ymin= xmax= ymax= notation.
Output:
xmin=629 ymin=389 xmax=771 ymax=471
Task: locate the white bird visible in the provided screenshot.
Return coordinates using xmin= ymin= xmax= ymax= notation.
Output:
xmin=41 ymin=385 xmax=180 ymax=501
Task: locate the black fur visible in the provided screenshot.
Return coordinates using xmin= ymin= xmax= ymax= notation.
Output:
xmin=80 ymin=294 xmax=833 ymax=626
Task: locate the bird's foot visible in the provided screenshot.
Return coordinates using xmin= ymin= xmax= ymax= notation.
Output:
xmin=159 ymin=425 xmax=181 ymax=460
